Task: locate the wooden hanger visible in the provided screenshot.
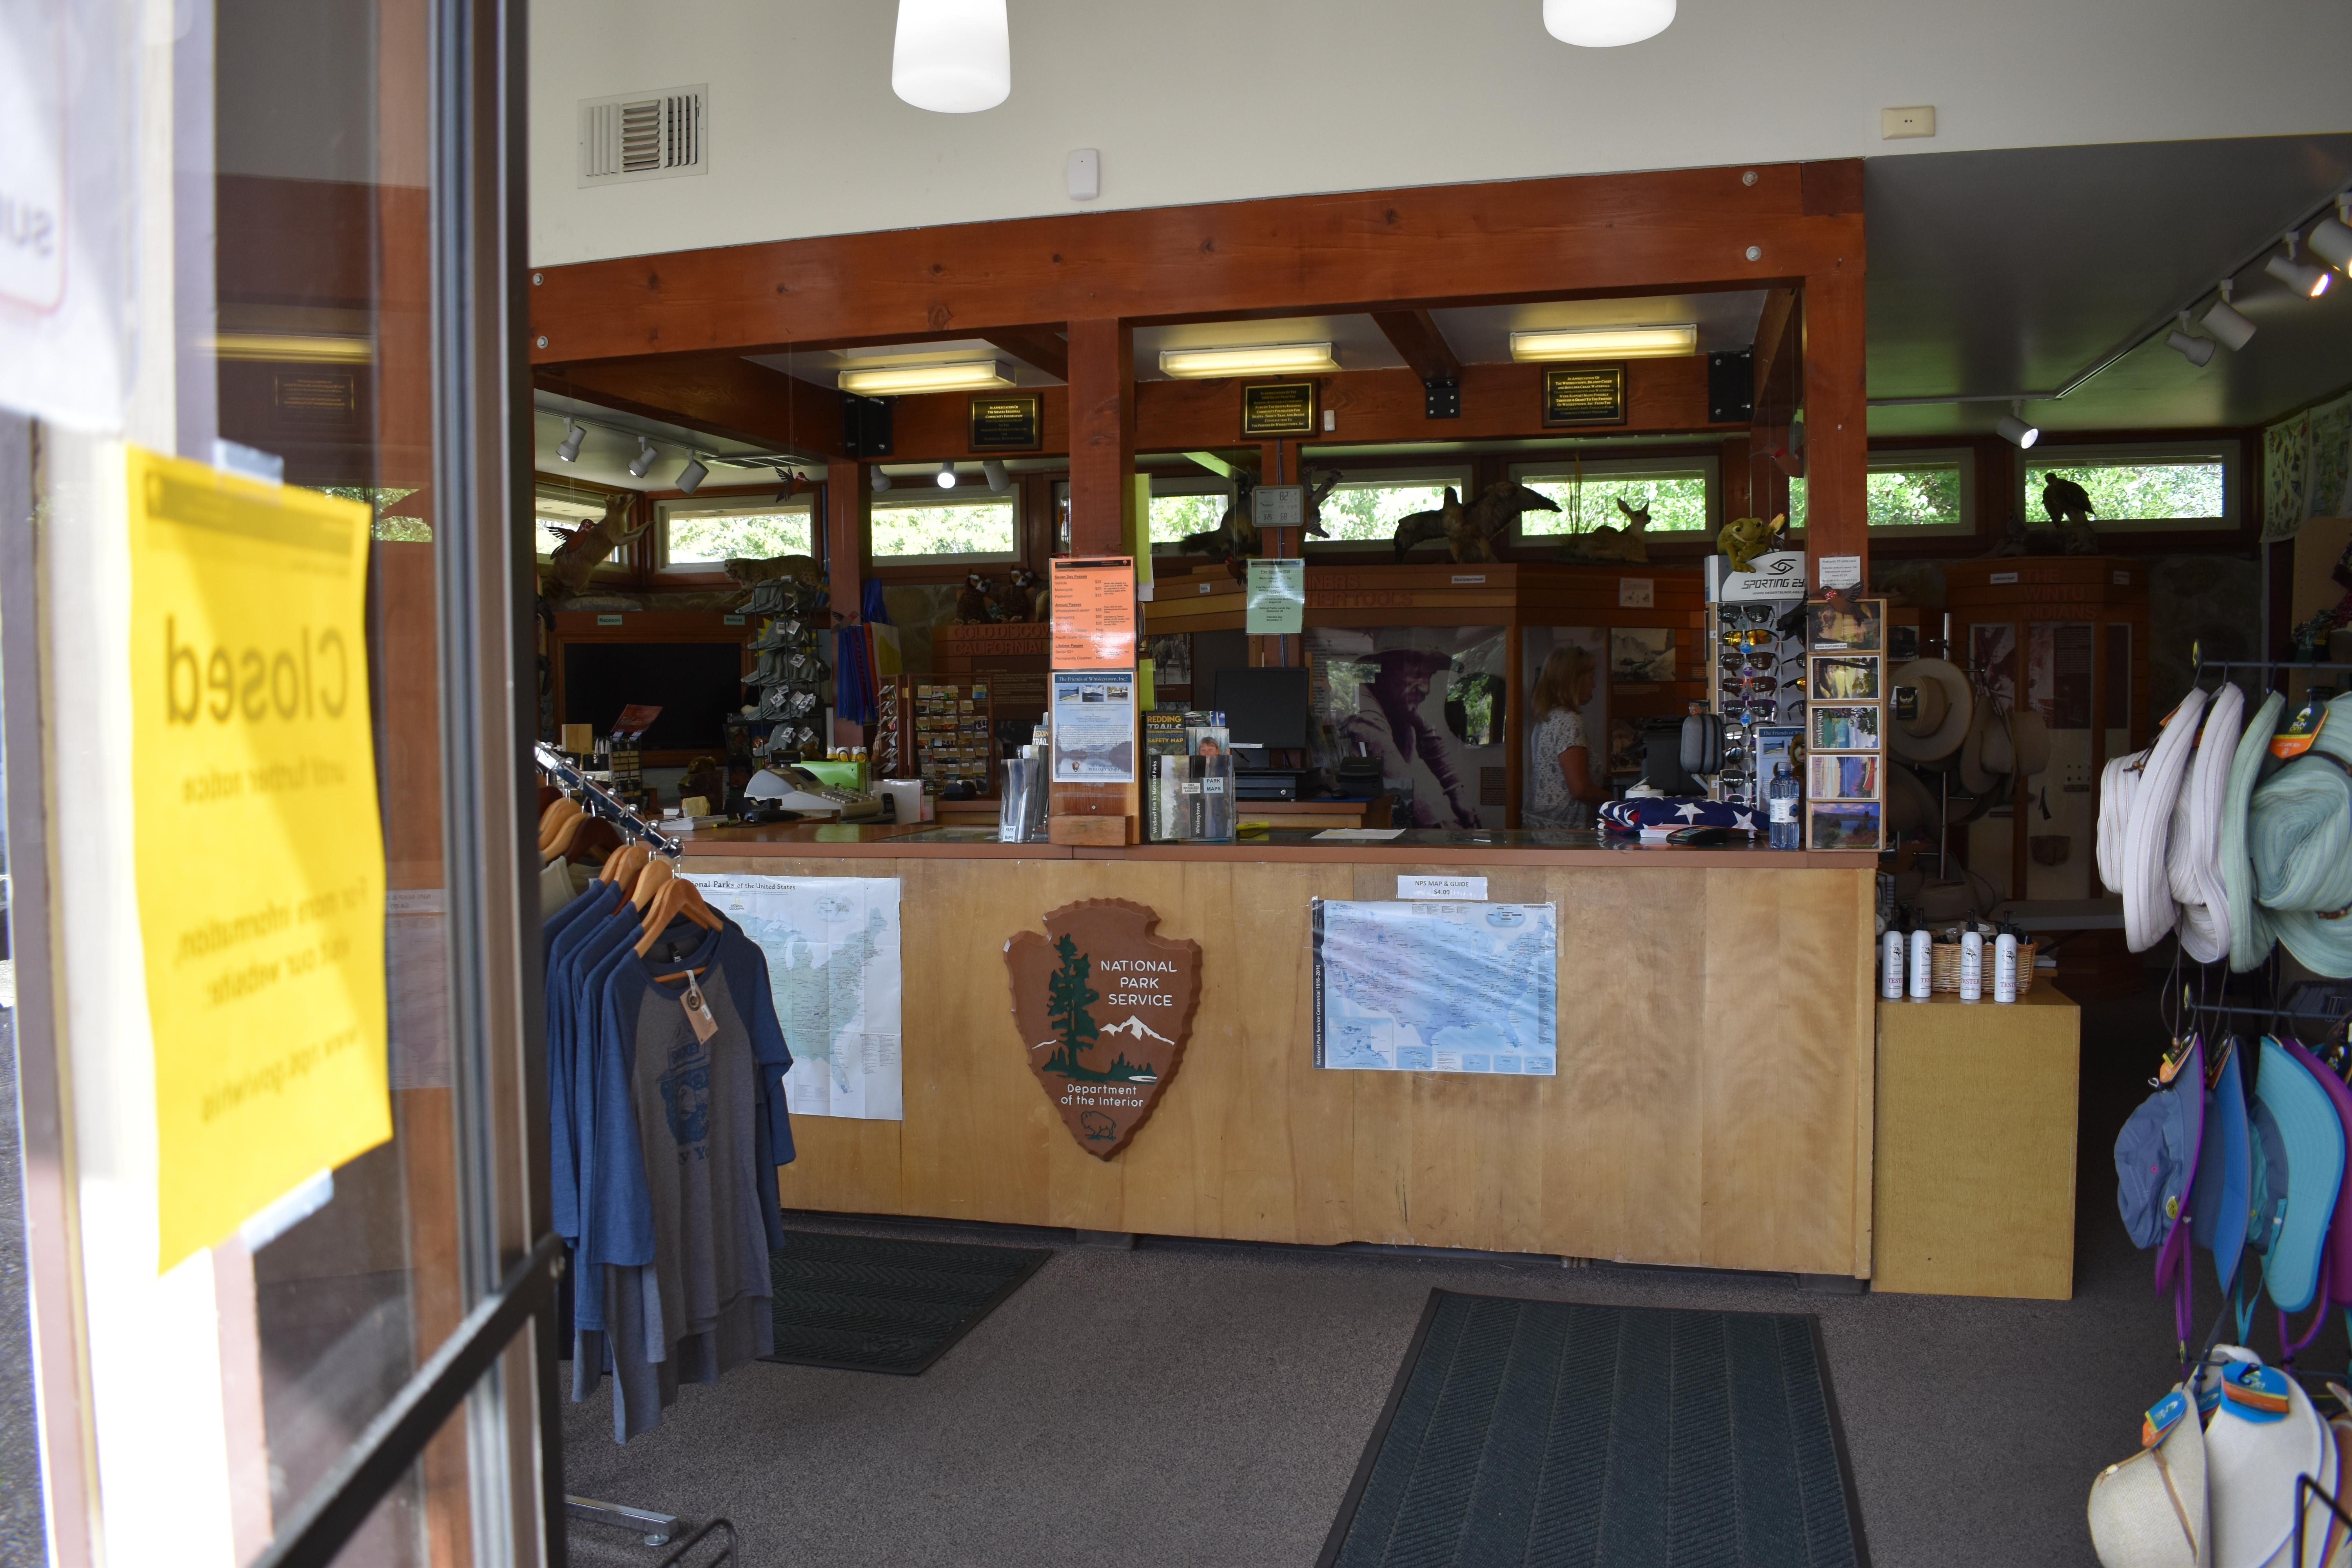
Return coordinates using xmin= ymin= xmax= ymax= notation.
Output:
xmin=630 ymin=855 xmax=675 ymax=912
xmin=635 ymin=873 xmax=721 ymax=961
xmin=565 ymin=818 xmax=624 ymax=865
xmin=545 ymin=811 xmax=591 ymax=860
xmin=538 ymin=797 xmax=582 ymax=853
xmin=600 ymin=840 xmax=651 ymax=888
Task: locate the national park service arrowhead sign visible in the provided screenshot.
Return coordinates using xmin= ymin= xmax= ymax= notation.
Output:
xmin=1005 ymin=900 xmax=1201 ymax=1159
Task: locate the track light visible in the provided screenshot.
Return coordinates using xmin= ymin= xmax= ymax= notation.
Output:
xmin=677 ymin=457 xmax=709 ymax=494
xmin=628 ymin=437 xmax=658 ymax=478
xmin=2202 ymin=280 xmax=2256 ymax=352
xmin=2265 ymin=236 xmax=2333 ymax=299
xmin=936 ymin=461 xmax=958 ymax=490
xmin=981 ymin=459 xmax=1009 ymax=493
xmin=891 ymin=0 xmax=1010 ymax=114
xmin=2310 ymin=199 xmax=2352 ymax=274
xmin=871 ymin=468 xmax=893 ymax=493
xmin=1542 ymin=0 xmax=1677 ymax=47
xmin=2165 ymin=313 xmax=2214 ymax=367
xmin=556 ymin=419 xmax=585 ymax=462
xmin=1995 ymin=401 xmax=2039 ymax=450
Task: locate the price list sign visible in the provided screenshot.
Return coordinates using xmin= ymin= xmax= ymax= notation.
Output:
xmin=1050 ymin=556 xmax=1138 ymax=670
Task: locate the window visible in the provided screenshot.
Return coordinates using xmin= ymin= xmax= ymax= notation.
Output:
xmin=1308 ymin=470 xmax=1472 ymax=548
xmin=1508 ymin=457 xmax=1715 ymax=541
xmin=1147 ymin=476 xmax=1234 ymax=553
xmin=871 ymin=492 xmax=1018 ymax=562
xmin=657 ymin=495 xmax=815 ymax=568
xmin=318 ymin=486 xmax=428 ymax=541
xmin=533 ymin=483 xmax=614 ymax=560
xmin=2023 ymin=443 xmax=2232 ymax=530
xmin=1787 ymin=451 xmax=1975 ymax=535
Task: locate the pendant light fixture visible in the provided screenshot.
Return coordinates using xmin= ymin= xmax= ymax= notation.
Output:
xmin=892 ymin=0 xmax=1011 ymax=114
xmin=1543 ymin=0 xmax=1676 ymax=47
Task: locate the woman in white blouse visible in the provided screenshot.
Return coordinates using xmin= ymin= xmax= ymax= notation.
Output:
xmin=1523 ymin=644 xmax=1605 ymax=829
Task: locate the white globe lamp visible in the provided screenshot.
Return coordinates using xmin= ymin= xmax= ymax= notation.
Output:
xmin=893 ymin=0 xmax=1011 ymax=114
xmin=1543 ymin=0 xmax=1676 ymax=47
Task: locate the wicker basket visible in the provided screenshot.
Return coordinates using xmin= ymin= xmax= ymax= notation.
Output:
xmin=1929 ymin=937 xmax=2036 ymax=995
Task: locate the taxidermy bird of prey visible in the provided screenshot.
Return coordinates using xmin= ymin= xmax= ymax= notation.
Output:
xmin=2041 ymin=473 xmax=2094 ymax=526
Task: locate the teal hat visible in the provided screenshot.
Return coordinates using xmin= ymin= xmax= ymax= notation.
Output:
xmin=2254 ymin=1035 xmax=2346 ymax=1316
xmin=2193 ymin=1038 xmax=2252 ymax=1294
xmin=2249 ymin=694 xmax=2352 ymax=977
xmin=2223 ymin=692 xmax=2283 ymax=973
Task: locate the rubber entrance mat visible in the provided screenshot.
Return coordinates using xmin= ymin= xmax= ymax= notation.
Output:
xmin=1320 ymin=1290 xmax=1867 ymax=1568
xmin=762 ymin=1229 xmax=1053 ymax=1376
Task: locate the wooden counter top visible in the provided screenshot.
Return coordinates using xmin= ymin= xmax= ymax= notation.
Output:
xmin=677 ymin=821 xmax=1879 ymax=869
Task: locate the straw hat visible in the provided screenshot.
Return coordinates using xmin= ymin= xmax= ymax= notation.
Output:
xmin=2169 ymin=684 xmax=2245 ymax=965
xmin=2121 ymin=688 xmax=2209 ymax=952
xmin=1887 ymin=659 xmax=1973 ymax=763
xmin=2203 ymin=1357 xmax=2336 ymax=1568
xmin=2086 ymin=1385 xmax=2206 ymax=1568
xmin=1958 ymin=699 xmax=2004 ymax=797
xmin=1984 ymin=705 xmax=2053 ymax=779
xmin=2222 ymin=693 xmax=2284 ymax=973
xmin=1885 ymin=763 xmax=1960 ymax=842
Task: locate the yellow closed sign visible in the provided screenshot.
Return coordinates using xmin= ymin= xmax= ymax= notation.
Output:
xmin=127 ymin=448 xmax=391 ymax=1271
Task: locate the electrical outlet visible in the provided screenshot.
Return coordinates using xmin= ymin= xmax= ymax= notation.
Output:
xmin=1880 ymin=105 xmax=1935 ymax=140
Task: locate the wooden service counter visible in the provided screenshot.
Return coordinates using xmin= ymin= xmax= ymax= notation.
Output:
xmin=683 ymin=824 xmax=1880 ymax=1279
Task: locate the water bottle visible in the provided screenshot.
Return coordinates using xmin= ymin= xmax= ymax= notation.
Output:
xmin=1767 ymin=760 xmax=1801 ymax=851
xmin=1959 ymin=926 xmax=1984 ymax=1002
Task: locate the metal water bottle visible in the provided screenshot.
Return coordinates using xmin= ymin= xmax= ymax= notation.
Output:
xmin=1767 ymin=760 xmax=1801 ymax=850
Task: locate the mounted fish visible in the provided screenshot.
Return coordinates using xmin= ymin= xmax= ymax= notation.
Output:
xmin=542 ymin=490 xmax=652 ymax=597
xmin=1715 ymin=512 xmax=1787 ymax=572
xmin=1558 ymin=497 xmax=1651 ymax=564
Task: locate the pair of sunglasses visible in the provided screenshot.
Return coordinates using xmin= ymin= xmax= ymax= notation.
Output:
xmin=1719 ymin=628 xmax=1779 ymax=649
xmin=1719 ymin=649 xmax=1794 ymax=674
xmin=1720 ymin=603 xmax=1777 ymax=629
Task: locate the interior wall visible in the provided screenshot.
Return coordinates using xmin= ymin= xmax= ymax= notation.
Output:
xmin=529 ymin=0 xmax=2352 ymax=267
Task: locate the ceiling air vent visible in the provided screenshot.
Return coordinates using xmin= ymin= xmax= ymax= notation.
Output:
xmin=578 ymin=86 xmax=708 ymax=187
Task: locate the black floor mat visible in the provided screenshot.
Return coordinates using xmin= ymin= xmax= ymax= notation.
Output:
xmin=761 ymin=1229 xmax=1054 ymax=1376
xmin=1321 ymin=1290 xmax=1868 ymax=1568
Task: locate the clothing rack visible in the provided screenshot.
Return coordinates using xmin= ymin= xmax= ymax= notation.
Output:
xmin=2194 ymin=656 xmax=2352 ymax=683
xmin=533 ymin=739 xmax=688 ymax=1549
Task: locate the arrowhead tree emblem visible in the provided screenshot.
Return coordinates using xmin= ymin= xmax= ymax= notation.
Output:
xmin=1005 ymin=899 xmax=1201 ymax=1159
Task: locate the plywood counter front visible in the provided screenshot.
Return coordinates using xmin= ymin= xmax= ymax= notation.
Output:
xmin=685 ymin=828 xmax=1878 ymax=1278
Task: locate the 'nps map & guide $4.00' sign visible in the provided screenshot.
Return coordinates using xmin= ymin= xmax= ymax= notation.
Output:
xmin=129 ymin=449 xmax=390 ymax=1271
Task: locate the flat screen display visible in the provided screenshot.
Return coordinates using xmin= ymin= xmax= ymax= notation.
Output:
xmin=561 ymin=640 xmax=744 ymax=753
xmin=1212 ymin=666 xmax=1310 ymax=755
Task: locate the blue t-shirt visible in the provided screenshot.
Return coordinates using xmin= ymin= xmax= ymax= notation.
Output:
xmin=543 ymin=889 xmax=638 ymax=1239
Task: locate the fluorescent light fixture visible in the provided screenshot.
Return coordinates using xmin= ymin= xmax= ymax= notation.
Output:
xmin=981 ymin=459 xmax=1009 ymax=492
xmin=892 ymin=0 xmax=1010 ymax=114
xmin=1508 ymin=323 xmax=1698 ymax=361
xmin=2165 ymin=314 xmax=2214 ymax=367
xmin=2266 ymin=237 xmax=2333 ymax=299
xmin=836 ymin=359 xmax=1011 ymax=395
xmin=871 ymin=469 xmax=894 ymax=493
xmin=677 ymin=457 xmax=709 ymax=494
xmin=555 ymin=419 xmax=585 ymax=463
xmin=1995 ymin=402 xmax=2039 ymax=450
xmin=2312 ymin=203 xmax=2352 ymax=273
xmin=1543 ymin=0 xmax=1676 ymax=46
xmin=2202 ymin=281 xmax=2256 ymax=352
xmin=1156 ymin=342 xmax=1339 ymax=379
xmin=206 ymin=332 xmax=374 ymax=363
xmin=936 ymin=461 xmax=958 ymax=490
xmin=628 ymin=437 xmax=658 ymax=478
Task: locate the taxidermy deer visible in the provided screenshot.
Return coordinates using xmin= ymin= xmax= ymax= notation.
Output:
xmin=543 ymin=491 xmax=651 ymax=597
xmin=1562 ymin=498 xmax=1653 ymax=564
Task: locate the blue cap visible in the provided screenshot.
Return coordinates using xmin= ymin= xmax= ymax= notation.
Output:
xmin=2255 ymin=1036 xmax=2346 ymax=1316
xmin=2192 ymin=1038 xmax=2252 ymax=1294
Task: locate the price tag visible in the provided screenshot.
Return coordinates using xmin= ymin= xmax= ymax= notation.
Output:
xmin=680 ymin=978 xmax=719 ymax=1043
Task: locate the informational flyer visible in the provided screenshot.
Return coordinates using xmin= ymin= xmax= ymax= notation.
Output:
xmin=694 ymin=874 xmax=905 ymax=1121
xmin=1049 ymin=555 xmax=1137 ymax=668
xmin=1311 ymin=899 xmax=1558 ymax=1076
xmin=128 ymin=448 xmax=390 ymax=1270
xmin=1051 ymin=669 xmax=1138 ymax=784
xmin=1245 ymin=558 xmax=1305 ymax=635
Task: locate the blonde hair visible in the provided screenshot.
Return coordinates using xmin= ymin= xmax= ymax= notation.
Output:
xmin=1531 ymin=644 xmax=1596 ymax=719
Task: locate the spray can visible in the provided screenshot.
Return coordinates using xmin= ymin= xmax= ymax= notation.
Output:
xmin=1907 ymin=921 xmax=1933 ymax=999
xmin=1882 ymin=910 xmax=1907 ymax=1001
xmin=1959 ymin=925 xmax=1984 ymax=1002
xmin=1994 ymin=923 xmax=2020 ymax=1004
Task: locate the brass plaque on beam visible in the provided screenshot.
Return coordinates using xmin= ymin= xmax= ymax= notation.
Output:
xmin=1541 ymin=366 xmax=1626 ymax=427
xmin=1241 ymin=381 xmax=1318 ymax=438
xmin=969 ymin=393 xmax=1042 ymax=452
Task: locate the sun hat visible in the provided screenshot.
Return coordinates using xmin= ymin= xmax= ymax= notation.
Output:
xmin=1984 ymin=704 xmax=2053 ymax=779
xmin=1885 ymin=763 xmax=1949 ymax=842
xmin=2224 ymin=693 xmax=2285 ymax=973
xmin=2192 ymin=1039 xmax=2252 ymax=1296
xmin=2252 ymin=1035 xmax=2345 ymax=1317
xmin=2122 ymin=687 xmax=2210 ymax=952
xmin=2283 ymin=1035 xmax=2352 ymax=1313
xmin=1959 ymin=699 xmax=2004 ymax=797
xmin=2087 ymin=1385 xmax=2207 ymax=1568
xmin=2103 ymin=749 xmax=2146 ymax=893
xmin=2120 ymin=1038 xmax=2205 ymax=1253
xmin=2171 ymin=684 xmax=2247 ymax=964
xmin=1887 ymin=659 xmax=1973 ymax=763
xmin=2203 ymin=1357 xmax=2335 ymax=1568
xmin=2250 ymin=693 xmax=2352 ymax=976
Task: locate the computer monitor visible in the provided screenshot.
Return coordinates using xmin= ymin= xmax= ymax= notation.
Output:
xmin=1212 ymin=666 xmax=1310 ymax=762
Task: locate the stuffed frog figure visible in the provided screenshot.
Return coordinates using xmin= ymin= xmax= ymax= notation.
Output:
xmin=1717 ymin=513 xmax=1787 ymax=573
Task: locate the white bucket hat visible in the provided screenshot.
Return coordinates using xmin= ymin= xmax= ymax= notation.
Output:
xmin=2202 ymin=1356 xmax=2335 ymax=1568
xmin=2088 ymin=1385 xmax=2207 ymax=1568
xmin=2171 ymin=684 xmax=2246 ymax=965
xmin=2121 ymin=687 xmax=2210 ymax=953
xmin=2223 ymin=693 xmax=2285 ymax=973
xmin=1888 ymin=659 xmax=1973 ymax=764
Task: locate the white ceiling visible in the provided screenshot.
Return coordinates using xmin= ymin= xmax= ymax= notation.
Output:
xmin=533 ymin=393 xmax=797 ymax=491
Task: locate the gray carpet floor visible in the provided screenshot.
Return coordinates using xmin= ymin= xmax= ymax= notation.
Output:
xmin=0 ymin=1006 xmax=48 ymax=1566
xmin=559 ymin=989 xmax=2232 ymax=1568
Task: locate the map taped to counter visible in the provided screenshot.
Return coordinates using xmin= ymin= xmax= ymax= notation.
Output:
xmin=1311 ymin=899 xmax=1557 ymax=1076
xmin=695 ymin=874 xmax=904 ymax=1120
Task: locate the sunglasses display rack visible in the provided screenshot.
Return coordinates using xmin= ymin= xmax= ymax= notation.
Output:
xmin=1802 ymin=597 xmax=1889 ymax=852
xmin=1707 ymin=599 xmax=1807 ymax=811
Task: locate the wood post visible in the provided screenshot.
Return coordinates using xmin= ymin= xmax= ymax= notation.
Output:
xmin=1800 ymin=269 xmax=1868 ymax=587
xmin=1067 ymin=319 xmax=1134 ymax=554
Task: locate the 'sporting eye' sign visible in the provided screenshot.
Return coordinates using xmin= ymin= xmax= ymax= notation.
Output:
xmin=1708 ymin=550 xmax=1809 ymax=604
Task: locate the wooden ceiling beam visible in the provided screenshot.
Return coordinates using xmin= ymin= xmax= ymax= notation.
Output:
xmin=528 ymin=161 xmax=1862 ymax=365
xmin=1368 ymin=309 xmax=1461 ymax=385
xmin=976 ymin=327 xmax=1069 ymax=382
xmin=535 ymin=355 xmax=844 ymax=459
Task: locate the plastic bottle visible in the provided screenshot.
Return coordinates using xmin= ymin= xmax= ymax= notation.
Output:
xmin=1907 ymin=919 xmax=1934 ymax=1000
xmin=1959 ymin=924 xmax=1984 ymax=1002
xmin=1767 ymin=760 xmax=1801 ymax=850
xmin=1994 ymin=923 xmax=2020 ymax=1004
xmin=1881 ymin=909 xmax=1907 ymax=1001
